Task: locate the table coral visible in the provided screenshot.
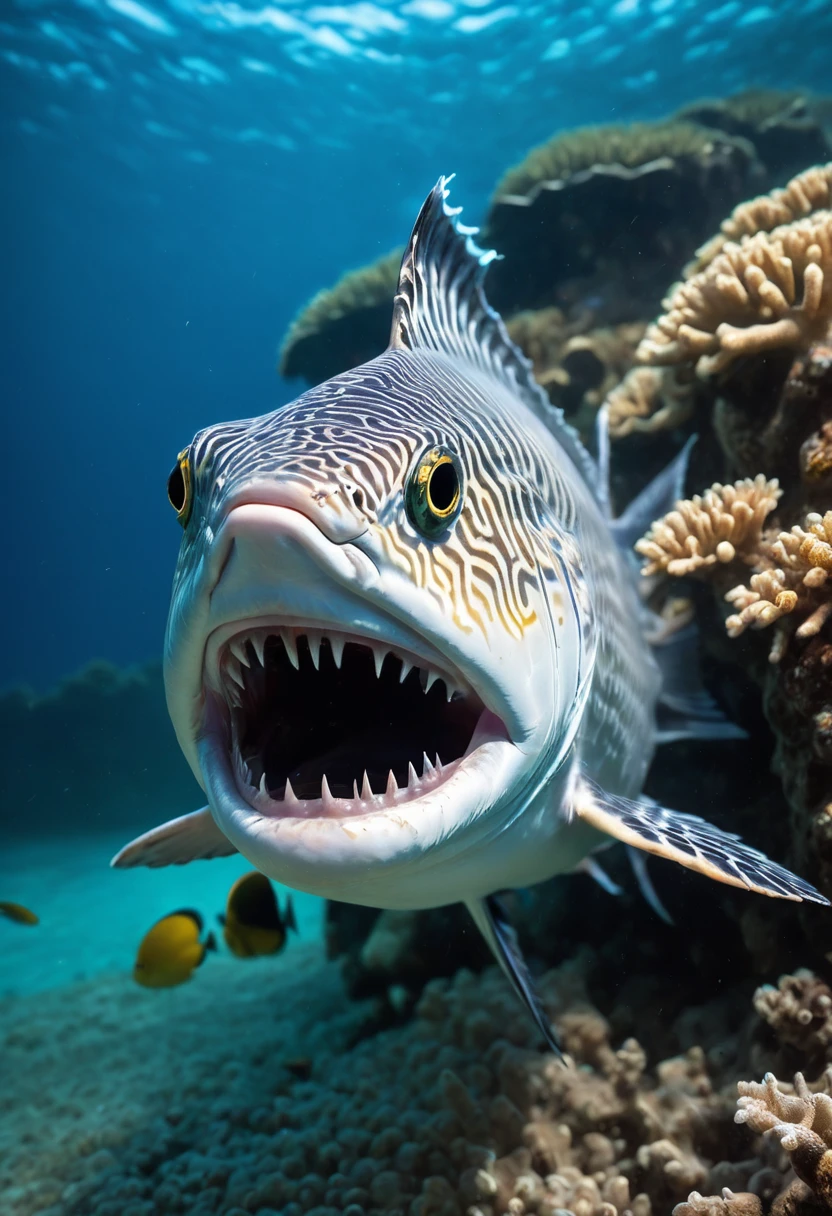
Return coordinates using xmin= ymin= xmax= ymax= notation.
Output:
xmin=278 ymin=247 xmax=402 ymax=383
xmin=635 ymin=476 xmax=781 ymax=577
xmin=736 ymin=1072 xmax=832 ymax=1207
xmin=673 ymin=1188 xmax=762 ymax=1215
xmin=637 ymin=206 xmax=832 ymax=375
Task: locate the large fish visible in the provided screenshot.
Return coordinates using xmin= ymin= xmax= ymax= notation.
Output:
xmin=115 ymin=179 xmax=827 ymax=1051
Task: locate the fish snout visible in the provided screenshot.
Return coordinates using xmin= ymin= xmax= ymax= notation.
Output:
xmin=236 ymin=477 xmax=370 ymax=545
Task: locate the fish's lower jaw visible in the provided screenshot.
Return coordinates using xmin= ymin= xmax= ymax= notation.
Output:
xmin=234 ymin=743 xmax=461 ymax=820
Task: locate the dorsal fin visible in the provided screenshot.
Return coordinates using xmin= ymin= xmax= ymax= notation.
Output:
xmin=389 ymin=176 xmax=598 ymax=493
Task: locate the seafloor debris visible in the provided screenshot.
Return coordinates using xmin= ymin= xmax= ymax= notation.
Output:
xmin=637 ymin=205 xmax=832 ymax=376
xmin=278 ymin=246 xmax=402 ymax=383
xmin=736 ymin=1071 xmax=832 ymax=1208
xmin=635 ymin=476 xmax=781 ymax=577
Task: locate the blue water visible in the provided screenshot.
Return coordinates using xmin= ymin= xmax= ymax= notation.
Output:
xmin=3 ymin=0 xmax=832 ymax=691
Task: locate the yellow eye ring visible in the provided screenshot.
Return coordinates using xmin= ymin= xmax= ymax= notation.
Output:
xmin=405 ymin=447 xmax=464 ymax=538
xmin=167 ymin=448 xmax=192 ymax=528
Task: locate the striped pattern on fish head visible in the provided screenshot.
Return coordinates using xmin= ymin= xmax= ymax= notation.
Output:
xmin=164 ymin=179 xmax=597 ymax=906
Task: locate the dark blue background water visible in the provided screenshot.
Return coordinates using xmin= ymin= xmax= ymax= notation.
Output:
xmin=4 ymin=0 xmax=831 ymax=689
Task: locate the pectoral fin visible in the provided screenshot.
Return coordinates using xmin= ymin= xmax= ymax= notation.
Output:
xmin=111 ymin=808 xmax=238 ymax=869
xmin=466 ymin=895 xmax=564 ymax=1058
xmin=572 ymin=776 xmax=828 ymax=905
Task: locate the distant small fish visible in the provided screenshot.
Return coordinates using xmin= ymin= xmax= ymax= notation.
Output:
xmin=220 ymin=871 xmax=297 ymax=958
xmin=0 ymin=902 xmax=39 ymax=926
xmin=133 ymin=909 xmax=216 ymax=988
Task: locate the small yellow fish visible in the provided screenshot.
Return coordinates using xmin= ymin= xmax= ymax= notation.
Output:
xmin=220 ymin=872 xmax=297 ymax=958
xmin=0 ymin=902 xmax=39 ymax=926
xmin=133 ymin=909 xmax=216 ymax=988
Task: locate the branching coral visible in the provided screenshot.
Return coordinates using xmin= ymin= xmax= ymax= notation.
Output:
xmin=635 ymin=476 xmax=781 ymax=577
xmin=725 ymin=510 xmax=832 ymax=643
xmin=735 ymin=1072 xmax=832 ymax=1206
xmin=688 ymin=164 xmax=832 ymax=275
xmin=278 ymin=247 xmax=402 ymax=383
xmin=637 ymin=209 xmax=832 ymax=375
xmin=753 ymin=971 xmax=832 ymax=1062
xmin=673 ymin=1187 xmax=762 ymax=1215
xmin=604 ymin=366 xmax=694 ymax=438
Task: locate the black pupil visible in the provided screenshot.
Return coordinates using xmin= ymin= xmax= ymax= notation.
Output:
xmin=168 ymin=463 xmax=186 ymax=512
xmin=429 ymin=461 xmax=458 ymax=513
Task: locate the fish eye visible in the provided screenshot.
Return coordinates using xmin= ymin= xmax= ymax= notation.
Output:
xmin=405 ymin=446 xmax=464 ymax=538
xmin=167 ymin=449 xmax=192 ymax=527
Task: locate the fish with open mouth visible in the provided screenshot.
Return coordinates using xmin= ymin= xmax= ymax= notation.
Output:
xmin=114 ymin=178 xmax=828 ymax=1053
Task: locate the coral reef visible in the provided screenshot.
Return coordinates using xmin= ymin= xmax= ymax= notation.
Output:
xmin=635 ymin=477 xmax=781 ymax=577
xmin=0 ymin=661 xmax=200 ymax=838
xmin=505 ymin=310 xmax=647 ymax=435
xmin=687 ymin=165 xmax=832 ymax=277
xmin=637 ymin=208 xmax=832 ymax=376
xmin=278 ymin=247 xmax=402 ymax=384
xmin=676 ymin=91 xmax=831 ymax=187
xmin=602 ymin=366 xmax=695 ymax=440
xmin=485 ymin=121 xmax=757 ymax=317
xmin=736 ymin=1071 xmax=832 ymax=1208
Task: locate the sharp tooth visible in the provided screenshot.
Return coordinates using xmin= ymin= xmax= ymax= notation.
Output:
xmin=321 ymin=773 xmax=333 ymax=804
xmin=372 ymin=646 xmax=386 ymax=679
xmin=353 ymin=779 xmax=360 ymax=801
xmin=231 ymin=638 xmax=250 ymax=667
xmin=361 ymin=771 xmax=373 ymax=801
xmin=435 ymin=753 xmax=443 ymax=771
xmin=227 ymin=684 xmax=242 ymax=707
xmin=422 ymin=751 xmax=434 ymax=777
xmin=385 ymin=769 xmax=398 ymax=799
xmin=424 ymin=670 xmax=440 ymax=695
xmin=329 ymin=635 xmax=344 ymax=668
xmin=445 ymin=683 xmax=456 ymax=703
xmin=252 ymin=634 xmax=266 ymax=668
xmin=407 ymin=761 xmax=419 ymax=790
xmin=227 ymin=659 xmax=246 ymax=690
xmin=259 ymin=773 xmax=269 ymax=798
xmin=282 ymin=630 xmax=299 ymax=670
xmin=399 ymin=658 xmax=413 ymax=684
xmin=284 ymin=777 xmax=298 ymax=805
xmin=307 ymin=633 xmax=321 ymax=671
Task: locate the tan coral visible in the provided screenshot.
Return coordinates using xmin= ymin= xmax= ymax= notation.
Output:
xmin=688 ymin=164 xmax=832 ymax=274
xmin=673 ymin=1189 xmax=762 ymax=1216
xmin=735 ymin=1072 xmax=832 ymax=1206
xmin=725 ymin=510 xmax=832 ymax=644
xmin=753 ymin=971 xmax=832 ymax=1060
xmin=637 ymin=210 xmax=832 ymax=375
xmin=635 ymin=476 xmax=781 ymax=577
xmin=604 ymin=366 xmax=694 ymax=438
